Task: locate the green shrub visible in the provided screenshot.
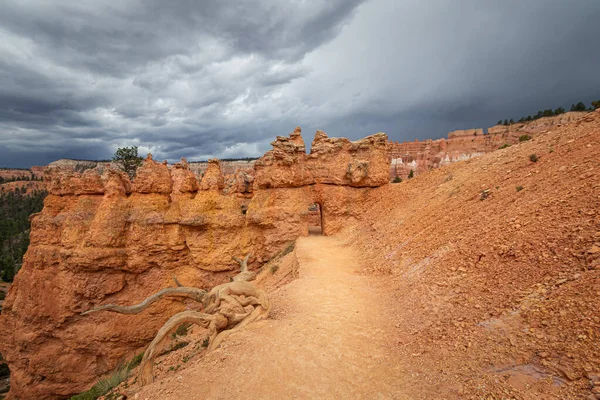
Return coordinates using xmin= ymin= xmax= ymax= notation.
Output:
xmin=408 ymin=170 xmax=414 ymax=179
xmin=519 ymin=135 xmax=531 ymax=142
xmin=516 ymin=186 xmax=524 ymax=192
xmin=529 ymin=154 xmax=539 ymax=162
xmin=112 ymin=146 xmax=143 ymax=180
xmin=164 ymin=341 xmax=189 ymax=355
xmin=499 ymin=144 xmax=510 ymax=149
xmin=0 ymin=363 xmax=9 ymax=379
xmin=175 ymin=323 xmax=190 ymax=337
xmin=392 ymin=176 xmax=402 ymax=183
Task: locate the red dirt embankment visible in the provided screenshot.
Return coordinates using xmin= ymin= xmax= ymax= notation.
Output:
xmin=344 ymin=109 xmax=600 ymax=398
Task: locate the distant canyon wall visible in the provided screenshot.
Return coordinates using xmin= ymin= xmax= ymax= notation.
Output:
xmin=388 ymin=111 xmax=586 ymax=179
xmin=0 ymin=166 xmax=44 ymax=180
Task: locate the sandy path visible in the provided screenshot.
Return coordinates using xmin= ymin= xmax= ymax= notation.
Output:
xmin=135 ymin=234 xmax=408 ymax=399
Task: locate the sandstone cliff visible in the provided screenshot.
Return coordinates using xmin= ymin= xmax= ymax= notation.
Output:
xmin=0 ymin=128 xmax=389 ymax=399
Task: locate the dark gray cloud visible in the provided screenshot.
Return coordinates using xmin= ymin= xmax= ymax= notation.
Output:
xmin=1 ymin=0 xmax=599 ymax=168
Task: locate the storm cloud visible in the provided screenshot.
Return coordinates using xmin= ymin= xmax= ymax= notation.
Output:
xmin=1 ymin=0 xmax=599 ymax=167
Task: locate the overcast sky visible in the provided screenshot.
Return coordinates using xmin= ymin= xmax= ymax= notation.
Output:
xmin=1 ymin=0 xmax=599 ymax=168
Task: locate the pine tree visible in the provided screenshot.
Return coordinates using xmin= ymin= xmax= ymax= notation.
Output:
xmin=113 ymin=146 xmax=143 ymax=180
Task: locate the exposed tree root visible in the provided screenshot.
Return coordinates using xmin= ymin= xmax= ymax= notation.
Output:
xmin=138 ymin=310 xmax=228 ymax=385
xmin=232 ymin=254 xmax=256 ymax=282
xmin=81 ymin=287 xmax=206 ymax=315
xmin=82 ymin=267 xmax=270 ymax=387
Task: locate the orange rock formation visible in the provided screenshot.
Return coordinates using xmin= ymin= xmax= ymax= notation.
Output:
xmin=0 ymin=129 xmax=390 ymax=399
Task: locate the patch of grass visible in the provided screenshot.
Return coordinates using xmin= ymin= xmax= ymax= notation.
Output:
xmin=126 ymin=352 xmax=144 ymax=370
xmin=182 ymin=355 xmax=191 ymax=363
xmin=499 ymin=143 xmax=511 ymax=149
xmin=516 ymin=186 xmax=524 ymax=192
xmin=70 ymin=352 xmax=144 ymax=400
xmin=529 ymin=154 xmax=539 ymax=162
xmin=70 ymin=365 xmax=128 ymax=400
xmin=519 ymin=135 xmax=532 ymax=142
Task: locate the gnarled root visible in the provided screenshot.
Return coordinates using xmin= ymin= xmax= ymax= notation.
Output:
xmin=232 ymin=253 xmax=256 ymax=282
xmin=138 ymin=311 xmax=228 ymax=385
xmin=81 ymin=287 xmax=206 ymax=315
xmin=82 ymin=274 xmax=271 ymax=387
xmin=203 ymin=281 xmax=269 ymax=314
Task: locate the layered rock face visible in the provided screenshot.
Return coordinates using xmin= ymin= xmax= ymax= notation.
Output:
xmin=188 ymin=159 xmax=255 ymax=177
xmin=0 ymin=128 xmax=389 ymax=399
xmin=388 ymin=111 xmax=587 ymax=179
xmin=0 ymin=167 xmax=44 ymax=180
xmin=255 ymin=127 xmax=389 ymax=188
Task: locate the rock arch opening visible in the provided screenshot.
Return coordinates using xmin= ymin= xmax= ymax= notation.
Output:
xmin=308 ymin=202 xmax=323 ymax=235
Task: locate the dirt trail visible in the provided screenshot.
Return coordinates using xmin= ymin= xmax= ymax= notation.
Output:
xmin=136 ymin=234 xmax=407 ymax=399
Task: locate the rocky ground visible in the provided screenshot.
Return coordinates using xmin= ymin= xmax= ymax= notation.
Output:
xmin=119 ymin=235 xmax=408 ymax=399
xmin=343 ymin=109 xmax=600 ymax=398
